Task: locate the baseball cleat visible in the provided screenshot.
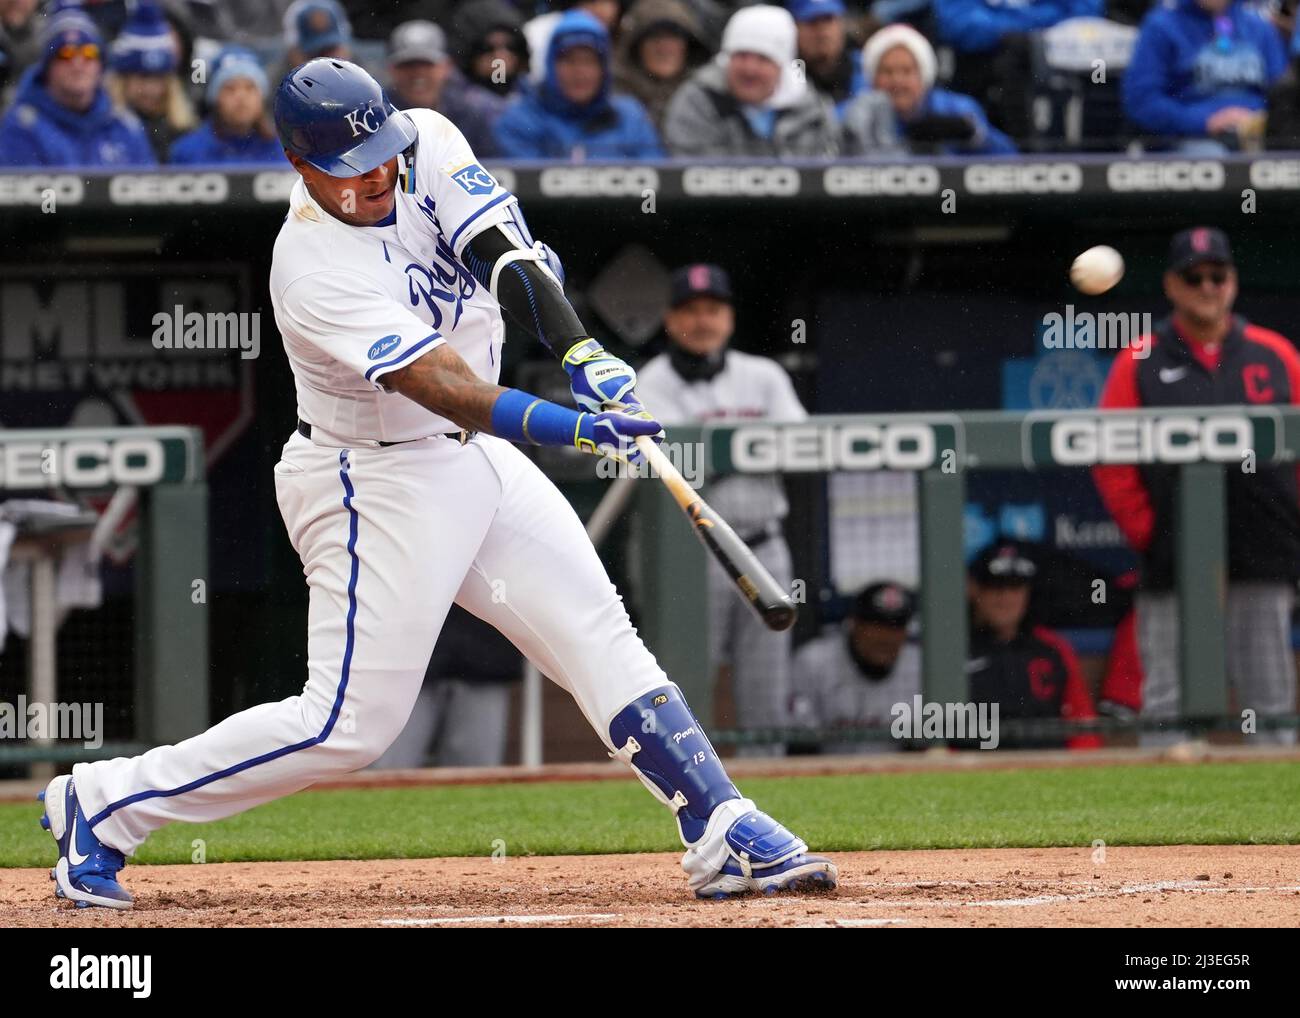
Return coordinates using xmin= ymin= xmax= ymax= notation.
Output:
xmin=39 ymin=775 xmax=133 ymax=910
xmin=695 ymin=852 xmax=839 ymax=900
xmin=692 ymin=806 xmax=838 ymax=900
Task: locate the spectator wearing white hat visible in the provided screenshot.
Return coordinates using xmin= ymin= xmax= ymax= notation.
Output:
xmin=842 ymin=23 xmax=1015 ymax=155
xmin=662 ymin=3 xmax=839 ymax=156
xmin=169 ymin=47 xmax=281 ymax=165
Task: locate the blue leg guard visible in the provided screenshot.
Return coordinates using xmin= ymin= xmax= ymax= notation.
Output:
xmin=609 ymin=685 xmax=838 ymax=897
xmin=607 ymin=684 xmax=740 ymax=844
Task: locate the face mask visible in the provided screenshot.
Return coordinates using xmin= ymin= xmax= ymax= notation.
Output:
xmin=669 ymin=344 xmax=727 ymax=382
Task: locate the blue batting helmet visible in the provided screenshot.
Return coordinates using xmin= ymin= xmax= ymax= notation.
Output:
xmin=274 ymin=58 xmax=417 ymax=176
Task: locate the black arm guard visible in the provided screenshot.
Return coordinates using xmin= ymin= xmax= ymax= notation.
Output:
xmin=463 ymin=225 xmax=588 ymax=356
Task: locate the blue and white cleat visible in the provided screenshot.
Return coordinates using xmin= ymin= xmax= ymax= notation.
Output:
xmin=692 ymin=805 xmax=838 ymax=901
xmin=38 ymin=775 xmax=133 ymax=910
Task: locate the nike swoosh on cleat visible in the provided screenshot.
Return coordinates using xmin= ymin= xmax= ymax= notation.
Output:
xmin=68 ymin=807 xmax=89 ymax=866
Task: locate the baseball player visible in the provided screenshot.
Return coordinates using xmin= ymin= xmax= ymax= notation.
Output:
xmin=790 ymin=581 xmax=922 ymax=755
xmin=37 ymin=59 xmax=836 ymax=908
xmin=635 ymin=265 xmax=808 ymax=755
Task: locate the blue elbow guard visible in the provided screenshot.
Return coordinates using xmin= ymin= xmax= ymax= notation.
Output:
xmin=608 ymin=684 xmax=741 ymax=844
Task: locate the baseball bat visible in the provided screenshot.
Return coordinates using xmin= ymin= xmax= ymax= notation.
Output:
xmin=634 ymin=435 xmax=797 ymax=632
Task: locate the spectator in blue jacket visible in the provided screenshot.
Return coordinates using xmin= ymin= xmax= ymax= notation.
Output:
xmin=934 ymin=0 xmax=1104 ymax=53
xmin=844 ymin=23 xmax=1017 ymax=155
xmin=494 ymin=10 xmax=664 ymax=160
xmin=0 ymin=8 xmax=155 ymax=168
xmin=169 ymin=48 xmax=281 ymax=165
xmin=1123 ymin=0 xmax=1288 ymax=148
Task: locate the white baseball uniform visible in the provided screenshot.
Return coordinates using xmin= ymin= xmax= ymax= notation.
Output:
xmin=69 ymin=109 xmax=672 ymax=853
xmin=635 ymin=349 xmax=806 ymax=754
xmin=791 ymin=625 xmax=922 ymax=754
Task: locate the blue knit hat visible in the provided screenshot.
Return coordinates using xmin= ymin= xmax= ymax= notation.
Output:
xmin=207 ymin=47 xmax=269 ymax=103
xmin=41 ymin=8 xmax=103 ymax=70
xmin=110 ymin=0 xmax=178 ymax=75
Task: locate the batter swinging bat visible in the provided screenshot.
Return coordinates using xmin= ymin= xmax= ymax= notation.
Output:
xmin=634 ymin=435 xmax=797 ymax=632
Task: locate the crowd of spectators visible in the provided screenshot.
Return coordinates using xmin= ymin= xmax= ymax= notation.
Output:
xmin=5 ymin=0 xmax=1300 ymax=169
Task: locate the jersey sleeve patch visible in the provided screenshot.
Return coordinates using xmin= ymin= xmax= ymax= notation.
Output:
xmin=445 ymin=162 xmax=497 ymax=196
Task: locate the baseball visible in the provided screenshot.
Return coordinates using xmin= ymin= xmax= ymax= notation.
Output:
xmin=1070 ymin=245 xmax=1125 ymax=295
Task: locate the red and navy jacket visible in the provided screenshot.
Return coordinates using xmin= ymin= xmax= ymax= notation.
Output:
xmin=966 ymin=624 xmax=1102 ymax=750
xmin=1093 ymin=315 xmax=1300 ymax=590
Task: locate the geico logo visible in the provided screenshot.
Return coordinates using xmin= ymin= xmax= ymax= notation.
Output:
xmin=253 ymin=172 xmax=297 ymax=202
xmin=1050 ymin=416 xmax=1251 ymax=465
xmin=109 ymin=173 xmax=228 ymax=204
xmin=964 ymin=163 xmax=1082 ymax=194
xmin=824 ymin=164 xmax=940 ymax=196
xmin=733 ymin=423 xmax=937 ymax=471
xmin=0 ymin=439 xmax=166 ymax=489
xmin=1249 ymin=160 xmax=1300 ymax=190
xmin=683 ymin=166 xmax=801 ymax=196
xmin=538 ymin=166 xmax=657 ymax=197
xmin=1107 ymin=161 xmax=1224 ymax=192
xmin=0 ymin=174 xmax=83 ymax=205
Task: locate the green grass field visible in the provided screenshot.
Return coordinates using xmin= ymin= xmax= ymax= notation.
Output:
xmin=2 ymin=761 xmax=1298 ymax=868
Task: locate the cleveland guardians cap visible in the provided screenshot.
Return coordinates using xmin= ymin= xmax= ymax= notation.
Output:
xmin=852 ymin=582 xmax=916 ymax=627
xmin=970 ymin=541 xmax=1038 ymax=586
xmin=669 ymin=264 xmax=732 ymax=308
xmin=1167 ymin=227 xmax=1233 ymax=272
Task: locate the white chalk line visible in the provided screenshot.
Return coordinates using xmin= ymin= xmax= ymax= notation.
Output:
xmin=845 ymin=880 xmax=1300 ymax=909
xmin=381 ymin=912 xmax=621 ymax=926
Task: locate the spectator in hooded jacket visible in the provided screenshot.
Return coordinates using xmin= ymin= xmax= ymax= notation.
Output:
xmin=385 ymin=20 xmax=505 ymax=157
xmin=934 ymin=0 xmax=1104 ymax=53
xmin=843 ymin=23 xmax=1015 ymax=155
xmin=663 ymin=4 xmax=840 ymax=157
xmin=1123 ymin=0 xmax=1287 ymax=149
xmin=613 ymin=0 xmax=711 ymax=129
xmin=449 ymin=0 xmax=531 ymax=100
xmin=790 ymin=0 xmax=865 ymax=111
xmin=169 ymin=47 xmax=281 ymax=165
xmin=525 ymin=0 xmax=624 ymax=85
xmin=0 ymin=8 xmax=154 ymax=167
xmin=105 ymin=0 xmax=194 ymax=163
xmin=494 ymin=10 xmax=664 ymax=160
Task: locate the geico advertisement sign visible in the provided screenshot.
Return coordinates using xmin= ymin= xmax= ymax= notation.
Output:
xmin=0 ymin=438 xmax=166 ymax=489
xmin=1048 ymin=415 xmax=1253 ymax=465
xmin=732 ymin=423 xmax=938 ymax=472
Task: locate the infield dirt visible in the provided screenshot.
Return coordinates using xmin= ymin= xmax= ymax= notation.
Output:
xmin=3 ymin=845 xmax=1298 ymax=927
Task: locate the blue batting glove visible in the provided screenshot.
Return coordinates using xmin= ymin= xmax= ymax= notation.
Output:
xmin=562 ymin=338 xmax=642 ymax=414
xmin=576 ymin=407 xmax=665 ymax=468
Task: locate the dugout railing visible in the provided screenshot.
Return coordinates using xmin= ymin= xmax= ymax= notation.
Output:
xmin=0 ymin=426 xmax=208 ymax=766
xmin=634 ymin=406 xmax=1300 ymax=746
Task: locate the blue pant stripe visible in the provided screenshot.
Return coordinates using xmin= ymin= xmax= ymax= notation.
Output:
xmin=87 ymin=450 xmax=361 ymax=829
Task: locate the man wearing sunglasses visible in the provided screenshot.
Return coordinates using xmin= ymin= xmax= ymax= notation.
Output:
xmin=1094 ymin=227 xmax=1300 ymax=746
xmin=0 ymin=9 xmax=154 ymax=167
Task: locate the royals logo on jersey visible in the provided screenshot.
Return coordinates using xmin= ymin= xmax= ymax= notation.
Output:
xmin=447 ymin=163 xmax=495 ymax=196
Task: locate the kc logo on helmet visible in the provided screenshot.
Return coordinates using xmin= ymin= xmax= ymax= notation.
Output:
xmin=345 ymin=103 xmax=382 ymax=137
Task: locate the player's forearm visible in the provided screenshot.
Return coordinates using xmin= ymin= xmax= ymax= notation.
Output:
xmin=386 ymin=344 xmax=593 ymax=448
xmin=385 ymin=344 xmax=507 ymax=433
